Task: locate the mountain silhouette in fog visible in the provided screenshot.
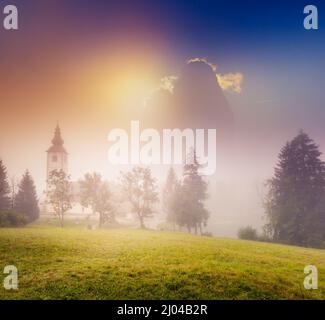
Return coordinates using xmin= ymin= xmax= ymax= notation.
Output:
xmin=144 ymin=61 xmax=234 ymax=138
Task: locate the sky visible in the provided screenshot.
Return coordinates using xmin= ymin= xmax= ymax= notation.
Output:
xmin=1 ymin=0 xmax=324 ymax=235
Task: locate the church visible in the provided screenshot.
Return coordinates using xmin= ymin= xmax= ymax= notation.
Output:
xmin=41 ymin=125 xmax=94 ymax=220
xmin=41 ymin=125 xmax=165 ymax=228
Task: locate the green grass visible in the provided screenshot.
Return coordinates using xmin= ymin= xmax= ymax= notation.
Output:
xmin=0 ymin=225 xmax=325 ymax=300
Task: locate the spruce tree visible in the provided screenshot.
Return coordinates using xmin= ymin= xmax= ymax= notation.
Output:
xmin=265 ymin=131 xmax=325 ymax=247
xmin=0 ymin=160 xmax=10 ymax=211
xmin=15 ymin=170 xmax=40 ymax=222
xmin=181 ymin=150 xmax=209 ymax=234
xmin=162 ymin=167 xmax=178 ymax=229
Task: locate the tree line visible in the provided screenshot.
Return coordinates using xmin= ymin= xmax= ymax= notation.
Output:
xmin=45 ymin=149 xmax=210 ymax=234
xmin=0 ymin=161 xmax=39 ymax=226
xmin=2 ymin=130 xmax=325 ymax=248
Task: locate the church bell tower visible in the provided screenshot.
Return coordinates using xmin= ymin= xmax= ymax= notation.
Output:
xmin=46 ymin=125 xmax=68 ymax=180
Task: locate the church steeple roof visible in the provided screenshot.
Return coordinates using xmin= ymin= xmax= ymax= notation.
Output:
xmin=52 ymin=125 xmax=64 ymax=145
xmin=47 ymin=125 xmax=68 ymax=154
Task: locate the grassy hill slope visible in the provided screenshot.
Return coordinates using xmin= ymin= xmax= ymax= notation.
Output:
xmin=0 ymin=226 xmax=324 ymax=300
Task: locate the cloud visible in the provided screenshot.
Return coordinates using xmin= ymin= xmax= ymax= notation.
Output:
xmin=145 ymin=58 xmax=243 ymax=106
xmin=143 ymin=75 xmax=178 ymax=107
xmin=160 ymin=75 xmax=178 ymax=93
xmin=187 ymin=57 xmax=218 ymax=72
xmin=187 ymin=57 xmax=243 ymax=94
xmin=217 ymin=73 xmax=243 ymax=93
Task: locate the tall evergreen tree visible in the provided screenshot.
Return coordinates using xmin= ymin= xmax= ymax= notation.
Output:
xmin=162 ymin=167 xmax=178 ymax=229
xmin=172 ymin=151 xmax=209 ymax=234
xmin=182 ymin=151 xmax=209 ymax=234
xmin=9 ymin=176 xmax=19 ymax=210
xmin=15 ymin=170 xmax=40 ymax=222
xmin=170 ymin=180 xmax=188 ymax=230
xmin=265 ymin=131 xmax=325 ymax=247
xmin=0 ymin=160 xmax=10 ymax=211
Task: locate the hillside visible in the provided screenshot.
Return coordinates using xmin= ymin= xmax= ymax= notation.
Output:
xmin=0 ymin=226 xmax=324 ymax=300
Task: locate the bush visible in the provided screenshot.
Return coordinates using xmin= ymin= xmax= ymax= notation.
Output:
xmin=0 ymin=211 xmax=28 ymax=227
xmin=257 ymin=234 xmax=272 ymax=243
xmin=238 ymin=226 xmax=258 ymax=241
xmin=201 ymin=232 xmax=213 ymax=237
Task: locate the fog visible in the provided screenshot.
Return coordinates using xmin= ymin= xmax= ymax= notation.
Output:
xmin=2 ymin=57 xmax=325 ymax=238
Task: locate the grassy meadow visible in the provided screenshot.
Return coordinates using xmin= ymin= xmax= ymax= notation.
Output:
xmin=0 ymin=225 xmax=325 ymax=300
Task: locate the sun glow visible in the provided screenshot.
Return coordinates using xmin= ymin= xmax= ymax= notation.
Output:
xmin=103 ymin=68 xmax=157 ymax=108
xmin=62 ymin=42 xmax=168 ymax=113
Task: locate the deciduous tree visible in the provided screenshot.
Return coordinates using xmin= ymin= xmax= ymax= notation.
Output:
xmin=121 ymin=167 xmax=158 ymax=229
xmin=80 ymin=172 xmax=115 ymax=227
xmin=46 ymin=169 xmax=72 ymax=227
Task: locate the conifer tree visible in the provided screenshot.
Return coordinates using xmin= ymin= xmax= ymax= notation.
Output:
xmin=171 ymin=151 xmax=209 ymax=234
xmin=0 ymin=160 xmax=10 ymax=211
xmin=181 ymin=151 xmax=209 ymax=234
xmin=15 ymin=170 xmax=40 ymax=222
xmin=162 ymin=167 xmax=178 ymax=229
xmin=265 ymin=131 xmax=325 ymax=246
